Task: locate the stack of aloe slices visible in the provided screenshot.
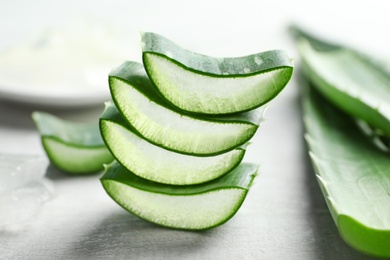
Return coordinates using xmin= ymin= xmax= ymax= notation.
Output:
xmin=291 ymin=26 xmax=390 ymax=257
xmin=100 ymin=32 xmax=293 ymax=230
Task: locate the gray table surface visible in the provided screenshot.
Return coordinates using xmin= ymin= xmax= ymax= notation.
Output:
xmin=0 ymin=82 xmax=381 ymax=260
xmin=1 ymin=1 xmax=389 ymax=259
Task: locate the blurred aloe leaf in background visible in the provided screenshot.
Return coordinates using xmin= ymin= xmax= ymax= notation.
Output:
xmin=291 ymin=26 xmax=390 ymax=257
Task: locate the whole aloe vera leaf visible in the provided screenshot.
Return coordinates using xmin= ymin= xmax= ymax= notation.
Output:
xmin=291 ymin=26 xmax=390 ymax=139
xmin=303 ymin=87 xmax=390 ymax=258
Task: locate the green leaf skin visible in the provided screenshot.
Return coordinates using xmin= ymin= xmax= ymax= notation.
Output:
xmin=291 ymin=26 xmax=390 ymax=138
xmin=100 ymin=102 xmax=246 ymax=185
xmin=32 ymin=112 xmax=114 ymax=174
xmin=303 ymin=87 xmax=390 ymax=258
xmin=109 ymin=61 xmax=265 ymax=156
xmin=101 ymin=161 xmax=258 ymax=230
xmin=141 ymin=32 xmax=293 ymax=115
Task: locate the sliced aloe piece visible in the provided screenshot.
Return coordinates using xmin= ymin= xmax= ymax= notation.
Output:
xmin=141 ymin=32 xmax=293 ymax=114
xmin=109 ymin=61 xmax=265 ymax=156
xmin=291 ymin=26 xmax=390 ymax=138
xmin=32 ymin=112 xmax=114 ymax=174
xmin=100 ymin=102 xmax=246 ymax=185
xmin=101 ymin=161 xmax=257 ymax=230
xmin=303 ymin=87 xmax=390 ymax=258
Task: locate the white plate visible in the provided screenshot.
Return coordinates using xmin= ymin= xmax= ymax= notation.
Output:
xmin=0 ymin=16 xmax=140 ymax=108
xmin=0 ymin=85 xmax=110 ymax=107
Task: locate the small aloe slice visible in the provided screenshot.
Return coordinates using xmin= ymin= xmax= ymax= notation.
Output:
xmin=141 ymin=32 xmax=293 ymax=114
xmin=101 ymin=161 xmax=258 ymax=230
xmin=304 ymin=87 xmax=390 ymax=258
xmin=109 ymin=61 xmax=265 ymax=156
xmin=100 ymin=102 xmax=246 ymax=185
xmin=291 ymin=26 xmax=390 ymax=138
xmin=32 ymin=112 xmax=114 ymax=174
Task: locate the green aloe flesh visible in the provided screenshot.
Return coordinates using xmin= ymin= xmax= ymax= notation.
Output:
xmin=101 ymin=161 xmax=258 ymax=230
xmin=141 ymin=32 xmax=293 ymax=114
xmin=32 ymin=112 xmax=114 ymax=174
xmin=100 ymin=102 xmax=246 ymax=185
xmin=109 ymin=61 xmax=265 ymax=156
xmin=291 ymin=26 xmax=390 ymax=139
xmin=304 ymin=87 xmax=390 ymax=258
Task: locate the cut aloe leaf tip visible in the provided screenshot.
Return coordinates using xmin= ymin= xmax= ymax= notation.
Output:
xmin=32 ymin=112 xmax=114 ymax=174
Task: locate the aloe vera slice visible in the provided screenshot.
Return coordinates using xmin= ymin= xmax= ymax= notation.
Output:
xmin=101 ymin=161 xmax=257 ymax=230
xmin=291 ymin=26 xmax=390 ymax=138
xmin=100 ymin=102 xmax=246 ymax=185
xmin=32 ymin=112 xmax=114 ymax=174
xmin=141 ymin=32 xmax=293 ymax=114
xmin=303 ymin=87 xmax=390 ymax=258
xmin=109 ymin=61 xmax=265 ymax=156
